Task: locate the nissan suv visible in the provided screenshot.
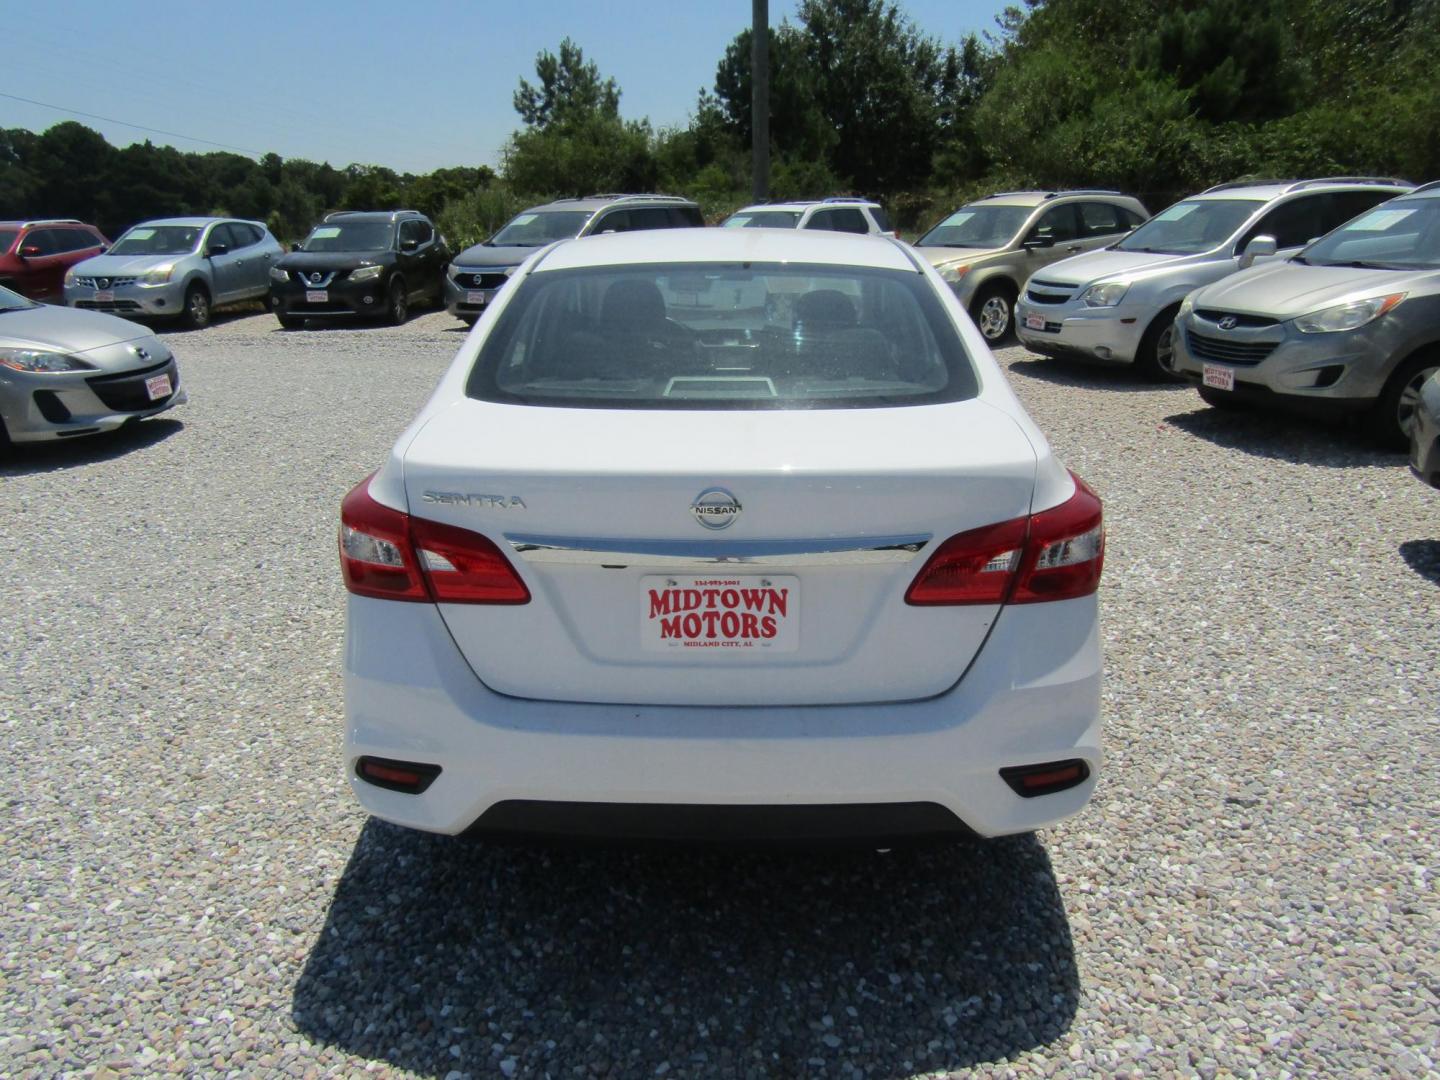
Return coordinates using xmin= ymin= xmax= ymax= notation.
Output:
xmin=445 ymin=195 xmax=703 ymax=324
xmin=721 ymin=198 xmax=895 ymax=238
xmin=1015 ymin=178 xmax=1413 ymax=377
xmin=0 ymin=220 xmax=109 ymax=303
xmin=914 ymin=191 xmax=1149 ymax=344
xmin=1171 ymin=181 xmax=1440 ymax=447
xmin=270 ymin=210 xmax=450 ymax=327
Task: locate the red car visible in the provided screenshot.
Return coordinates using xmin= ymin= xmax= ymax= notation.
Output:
xmin=0 ymin=219 xmax=110 ymax=303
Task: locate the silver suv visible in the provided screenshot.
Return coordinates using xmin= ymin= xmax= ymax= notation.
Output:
xmin=914 ymin=190 xmax=1148 ymax=343
xmin=445 ymin=195 xmax=704 ymax=324
xmin=1015 ymin=178 xmax=1413 ymax=377
xmin=1171 ymin=182 xmax=1440 ymax=447
xmin=721 ymin=198 xmax=895 ymax=237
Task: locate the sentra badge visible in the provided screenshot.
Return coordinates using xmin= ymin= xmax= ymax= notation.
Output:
xmin=422 ymin=491 xmax=526 ymax=509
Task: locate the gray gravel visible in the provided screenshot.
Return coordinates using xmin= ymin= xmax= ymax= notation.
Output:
xmin=1 ymin=311 xmax=1436 ymax=1079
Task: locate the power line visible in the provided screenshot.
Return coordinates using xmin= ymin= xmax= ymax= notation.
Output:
xmin=0 ymin=90 xmax=264 ymax=157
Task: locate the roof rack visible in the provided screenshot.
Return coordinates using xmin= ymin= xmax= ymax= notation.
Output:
xmin=322 ymin=208 xmax=423 ymax=221
xmin=1045 ymin=189 xmax=1122 ymax=199
xmin=1283 ymin=176 xmax=1414 ymax=192
xmin=18 ymin=218 xmax=84 ymax=227
xmin=1199 ymin=179 xmax=1294 ymax=194
xmin=820 ymin=196 xmax=877 ymax=204
xmin=984 ymin=190 xmax=1046 ymax=199
xmin=582 ymin=193 xmax=694 ymax=204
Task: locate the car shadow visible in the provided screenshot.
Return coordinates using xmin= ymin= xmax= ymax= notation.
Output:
xmin=0 ymin=418 xmax=183 ymax=476
xmin=1399 ymin=539 xmax=1440 ymax=585
xmin=292 ymin=822 xmax=1079 ymax=1077
xmin=1005 ymin=356 xmax=1189 ymax=392
xmin=1163 ymin=404 xmax=1402 ymax=468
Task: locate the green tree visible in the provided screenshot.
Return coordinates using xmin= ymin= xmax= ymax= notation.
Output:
xmin=513 ymin=38 xmax=620 ymax=130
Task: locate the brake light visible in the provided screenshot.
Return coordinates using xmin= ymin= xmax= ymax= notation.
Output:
xmin=906 ymin=472 xmax=1104 ymax=605
xmin=339 ymin=476 xmax=530 ymax=604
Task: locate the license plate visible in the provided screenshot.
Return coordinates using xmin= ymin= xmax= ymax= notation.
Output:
xmin=94 ymin=291 xmax=114 ymax=303
xmin=1024 ymin=313 xmax=1046 ymax=330
xmin=305 ymin=289 xmax=328 ymax=303
xmin=1202 ymin=364 xmax=1235 ymax=391
xmin=641 ymin=575 xmax=799 ymax=653
xmin=466 ymin=290 xmax=493 ymax=305
xmin=145 ymin=373 xmax=172 ymax=401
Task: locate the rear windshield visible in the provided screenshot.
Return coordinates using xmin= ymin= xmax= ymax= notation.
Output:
xmin=302 ymin=222 xmax=393 ymax=252
xmin=722 ymin=211 xmax=802 ymax=229
xmin=1116 ymin=199 xmax=1261 ymax=254
xmin=1301 ymin=199 xmax=1440 ymax=270
xmin=917 ymin=205 xmax=1029 ymax=248
xmin=110 ymin=225 xmax=203 ymax=256
xmin=465 ymin=262 xmax=978 ymax=410
xmin=491 ymin=211 xmax=592 ymax=247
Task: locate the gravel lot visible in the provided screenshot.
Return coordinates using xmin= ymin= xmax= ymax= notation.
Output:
xmin=1 ymin=308 xmax=1436 ymax=1079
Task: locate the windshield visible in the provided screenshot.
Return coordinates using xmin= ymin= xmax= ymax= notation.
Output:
xmin=0 ymin=283 xmax=38 ymax=312
xmin=465 ymin=262 xmax=978 ymax=410
xmin=1116 ymin=199 xmax=1261 ymax=255
xmin=0 ymin=229 xmax=18 ymax=253
xmin=301 ymin=222 xmax=393 ymax=252
xmin=110 ymin=225 xmax=203 ymax=256
xmin=722 ymin=211 xmax=802 ymax=229
xmin=1301 ymin=199 xmax=1440 ymax=270
xmin=917 ymin=205 xmax=1030 ymax=248
xmin=490 ymin=211 xmax=592 ymax=247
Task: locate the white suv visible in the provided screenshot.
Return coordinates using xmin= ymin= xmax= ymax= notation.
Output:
xmin=722 ymin=198 xmax=896 ymax=237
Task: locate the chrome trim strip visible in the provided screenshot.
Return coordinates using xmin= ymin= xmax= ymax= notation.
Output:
xmin=504 ymin=533 xmax=931 ymax=568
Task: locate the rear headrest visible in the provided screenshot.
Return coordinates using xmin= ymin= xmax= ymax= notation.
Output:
xmin=602 ymin=279 xmax=668 ymax=324
xmin=794 ymin=289 xmax=857 ymax=328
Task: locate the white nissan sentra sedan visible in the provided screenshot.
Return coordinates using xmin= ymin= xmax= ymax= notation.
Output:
xmin=339 ymin=228 xmax=1105 ymax=844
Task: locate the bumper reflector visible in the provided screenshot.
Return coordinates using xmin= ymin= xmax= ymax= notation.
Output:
xmin=1000 ymin=759 xmax=1091 ymax=798
xmin=356 ymin=756 xmax=442 ymax=794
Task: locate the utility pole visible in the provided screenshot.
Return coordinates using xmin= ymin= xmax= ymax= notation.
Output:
xmin=751 ymin=0 xmax=769 ymax=202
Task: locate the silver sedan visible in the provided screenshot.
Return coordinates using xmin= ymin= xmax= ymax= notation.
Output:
xmin=0 ymin=285 xmax=185 ymax=446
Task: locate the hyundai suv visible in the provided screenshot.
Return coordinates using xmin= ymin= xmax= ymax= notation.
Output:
xmin=721 ymin=198 xmax=895 ymax=238
xmin=0 ymin=220 xmax=109 ymax=303
xmin=270 ymin=210 xmax=450 ymax=327
xmin=1015 ymin=178 xmax=1413 ymax=377
xmin=1171 ymin=181 xmax=1440 ymax=447
xmin=445 ymin=195 xmax=703 ymax=324
xmin=914 ymin=191 xmax=1149 ymax=344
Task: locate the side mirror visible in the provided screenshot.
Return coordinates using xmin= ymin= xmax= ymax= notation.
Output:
xmin=400 ymin=238 xmax=418 ymax=252
xmin=1239 ymin=234 xmax=1277 ymax=269
xmin=18 ymin=244 xmax=41 ymax=258
xmin=208 ymin=242 xmax=229 ymax=257
xmin=98 ymin=244 xmax=109 ymax=253
xmin=1022 ymin=234 xmax=1054 ymax=251
xmin=290 ymin=242 xmax=301 ymax=253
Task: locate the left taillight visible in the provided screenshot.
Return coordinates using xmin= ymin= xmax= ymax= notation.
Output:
xmin=339 ymin=476 xmax=530 ymax=604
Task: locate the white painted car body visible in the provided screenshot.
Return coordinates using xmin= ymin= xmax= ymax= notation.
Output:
xmin=341 ymin=229 xmax=1104 ymax=842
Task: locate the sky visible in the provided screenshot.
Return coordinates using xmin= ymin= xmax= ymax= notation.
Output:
xmin=2 ymin=0 xmax=1010 ymax=175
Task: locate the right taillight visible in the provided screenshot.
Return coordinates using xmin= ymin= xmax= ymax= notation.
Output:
xmin=339 ymin=476 xmax=530 ymax=604
xmin=906 ymin=472 xmax=1104 ymax=606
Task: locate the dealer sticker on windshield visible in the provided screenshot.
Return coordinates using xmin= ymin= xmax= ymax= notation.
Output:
xmin=1202 ymin=364 xmax=1235 ymax=391
xmin=641 ymin=575 xmax=799 ymax=653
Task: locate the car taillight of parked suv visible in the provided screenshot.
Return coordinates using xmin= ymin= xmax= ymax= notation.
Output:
xmin=0 ymin=220 xmax=110 ymax=304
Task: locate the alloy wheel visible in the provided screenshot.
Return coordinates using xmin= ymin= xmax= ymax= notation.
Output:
xmin=979 ymin=296 xmax=1010 ymax=341
xmin=1396 ymin=364 xmax=1439 ymax=438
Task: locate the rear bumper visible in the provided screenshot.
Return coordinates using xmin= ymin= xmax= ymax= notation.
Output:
xmin=342 ymin=593 xmax=1103 ymax=839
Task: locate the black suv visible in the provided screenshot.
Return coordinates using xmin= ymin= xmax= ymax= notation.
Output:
xmin=269 ymin=210 xmax=450 ymax=327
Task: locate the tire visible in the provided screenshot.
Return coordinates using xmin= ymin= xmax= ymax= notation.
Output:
xmin=969 ymin=282 xmax=1016 ymax=345
xmin=179 ymin=283 xmax=211 ymax=330
xmin=1198 ymin=385 xmax=1249 ymax=410
xmin=1365 ymin=353 xmax=1440 ymax=450
xmin=276 ymin=314 xmax=304 ymax=330
xmin=385 ymin=277 xmax=409 ymax=325
xmin=1135 ymin=305 xmax=1183 ymax=381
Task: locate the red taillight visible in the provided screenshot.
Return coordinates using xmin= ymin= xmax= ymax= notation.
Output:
xmin=905 ymin=472 xmax=1104 ymax=606
xmin=339 ymin=476 xmax=530 ymax=604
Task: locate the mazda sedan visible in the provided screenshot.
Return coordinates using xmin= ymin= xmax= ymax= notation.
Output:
xmin=0 ymin=285 xmax=184 ymax=446
xmin=339 ymin=229 xmax=1104 ymax=843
